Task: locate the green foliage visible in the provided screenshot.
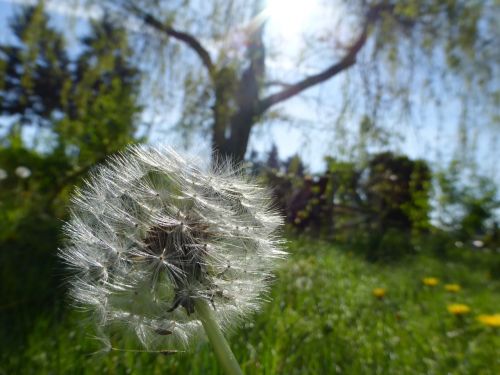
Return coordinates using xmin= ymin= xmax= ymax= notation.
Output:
xmin=405 ymin=161 xmax=433 ymax=234
xmin=256 ymin=151 xmax=432 ymax=260
xmin=55 ymin=16 xmax=141 ymax=163
xmin=365 ymin=152 xmax=431 ymax=233
xmin=0 ymin=4 xmax=141 ymax=212
xmin=1 ymin=239 xmax=499 ymax=374
xmin=435 ymin=161 xmax=499 ymax=242
xmin=347 ymin=228 xmax=414 ymax=262
xmin=0 ymin=2 xmax=70 ymax=126
xmin=0 ymin=3 xmax=142 ymax=348
xmin=255 ymin=147 xmax=500 ymax=262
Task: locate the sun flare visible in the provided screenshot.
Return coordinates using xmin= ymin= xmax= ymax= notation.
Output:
xmin=264 ymin=0 xmax=317 ymax=36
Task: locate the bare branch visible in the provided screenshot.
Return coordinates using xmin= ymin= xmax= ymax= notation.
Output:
xmin=127 ymin=4 xmax=215 ymax=78
xmin=257 ymin=29 xmax=367 ymax=115
xmin=264 ymin=80 xmax=294 ymax=89
xmin=256 ymin=3 xmax=394 ymax=115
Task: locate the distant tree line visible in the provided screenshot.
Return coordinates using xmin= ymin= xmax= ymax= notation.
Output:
xmin=249 ymin=146 xmax=499 ymax=261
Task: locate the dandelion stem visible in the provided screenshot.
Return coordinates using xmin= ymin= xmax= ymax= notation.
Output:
xmin=195 ymin=299 xmax=243 ymax=375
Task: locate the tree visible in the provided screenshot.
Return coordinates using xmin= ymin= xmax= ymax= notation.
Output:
xmin=0 ymin=4 xmax=141 ymax=209
xmin=56 ymin=15 xmax=141 ymax=166
xmin=79 ymin=0 xmax=498 ymax=162
xmin=364 ymin=152 xmax=431 ymax=233
xmin=0 ymin=2 xmax=70 ymax=128
xmin=435 ymin=162 xmax=499 ymax=241
xmin=266 ymin=143 xmax=280 ymax=170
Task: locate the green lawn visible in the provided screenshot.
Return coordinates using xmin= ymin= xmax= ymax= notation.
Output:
xmin=2 ymin=238 xmax=499 ymax=374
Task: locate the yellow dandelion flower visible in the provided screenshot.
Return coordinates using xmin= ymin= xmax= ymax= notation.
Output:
xmin=477 ymin=314 xmax=500 ymax=327
xmin=445 ymin=284 xmax=461 ymax=293
xmin=447 ymin=304 xmax=471 ymax=315
xmin=422 ymin=277 xmax=439 ymax=286
xmin=372 ymin=288 xmax=386 ymax=299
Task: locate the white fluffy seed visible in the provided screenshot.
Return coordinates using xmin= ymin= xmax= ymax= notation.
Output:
xmin=59 ymin=145 xmax=286 ymax=350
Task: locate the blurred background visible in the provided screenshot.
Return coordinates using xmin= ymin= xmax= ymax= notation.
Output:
xmin=0 ymin=0 xmax=499 ymax=374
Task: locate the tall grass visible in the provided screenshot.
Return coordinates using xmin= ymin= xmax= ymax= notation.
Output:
xmin=1 ymin=239 xmax=499 ymax=374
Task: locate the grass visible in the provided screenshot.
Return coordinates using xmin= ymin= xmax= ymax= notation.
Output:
xmin=1 ymin=238 xmax=499 ymax=374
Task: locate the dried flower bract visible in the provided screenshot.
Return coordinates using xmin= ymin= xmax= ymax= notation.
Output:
xmin=60 ymin=145 xmax=285 ymax=350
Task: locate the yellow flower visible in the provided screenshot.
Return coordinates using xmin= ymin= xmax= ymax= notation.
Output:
xmin=477 ymin=314 xmax=500 ymax=327
xmin=447 ymin=304 xmax=471 ymax=315
xmin=372 ymin=288 xmax=386 ymax=299
xmin=444 ymin=284 xmax=461 ymax=293
xmin=422 ymin=277 xmax=439 ymax=286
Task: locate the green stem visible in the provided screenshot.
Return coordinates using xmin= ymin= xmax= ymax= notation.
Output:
xmin=195 ymin=299 xmax=243 ymax=375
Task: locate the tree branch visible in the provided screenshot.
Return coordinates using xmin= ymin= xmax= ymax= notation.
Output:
xmin=256 ymin=3 xmax=393 ymax=115
xmin=127 ymin=5 xmax=215 ymax=78
xmin=264 ymin=80 xmax=294 ymax=89
xmin=257 ymin=29 xmax=367 ymax=115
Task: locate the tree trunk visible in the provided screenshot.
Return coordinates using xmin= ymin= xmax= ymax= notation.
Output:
xmin=210 ymin=4 xmax=265 ymax=164
xmin=211 ymin=106 xmax=256 ymax=164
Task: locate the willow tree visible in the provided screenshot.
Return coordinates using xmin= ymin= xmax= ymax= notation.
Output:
xmin=83 ymin=0 xmax=498 ymax=162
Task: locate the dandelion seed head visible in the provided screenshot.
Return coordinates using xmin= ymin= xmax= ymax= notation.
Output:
xmin=15 ymin=166 xmax=31 ymax=179
xmin=60 ymin=145 xmax=285 ymax=350
xmin=472 ymin=240 xmax=484 ymax=248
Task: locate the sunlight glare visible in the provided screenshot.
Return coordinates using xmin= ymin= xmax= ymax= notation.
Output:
xmin=264 ymin=0 xmax=317 ymax=37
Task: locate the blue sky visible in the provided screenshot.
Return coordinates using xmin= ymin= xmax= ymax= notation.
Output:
xmin=0 ymin=0 xmax=498 ymax=180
